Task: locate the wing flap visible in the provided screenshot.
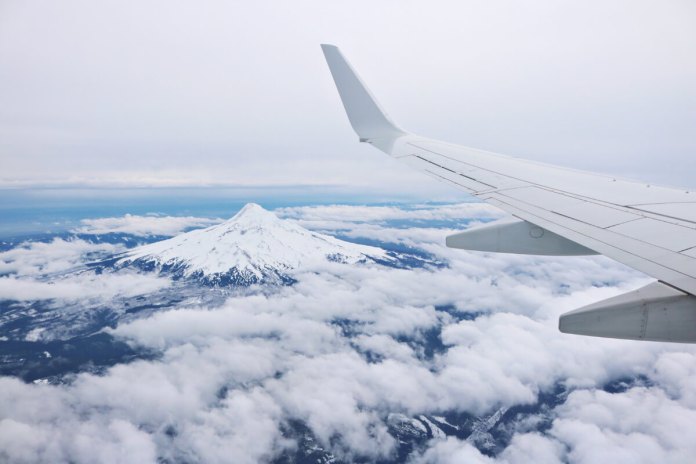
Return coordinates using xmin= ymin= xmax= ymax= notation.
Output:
xmin=503 ymin=187 xmax=641 ymax=228
xmin=629 ymin=203 xmax=696 ymax=224
xmin=608 ymin=219 xmax=696 ymax=253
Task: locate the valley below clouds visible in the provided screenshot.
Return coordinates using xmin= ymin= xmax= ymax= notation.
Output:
xmin=1 ymin=202 xmax=695 ymax=464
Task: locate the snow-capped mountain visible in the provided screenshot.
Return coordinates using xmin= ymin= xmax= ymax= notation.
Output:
xmin=114 ymin=203 xmax=391 ymax=286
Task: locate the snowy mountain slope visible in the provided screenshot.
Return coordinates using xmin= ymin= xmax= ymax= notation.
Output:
xmin=114 ymin=203 xmax=392 ymax=285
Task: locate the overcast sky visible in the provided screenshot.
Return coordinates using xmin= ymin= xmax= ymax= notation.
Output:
xmin=1 ymin=0 xmax=695 ymax=195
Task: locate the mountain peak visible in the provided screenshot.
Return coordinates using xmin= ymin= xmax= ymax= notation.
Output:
xmin=224 ymin=203 xmax=279 ymax=226
xmin=116 ymin=204 xmax=390 ymax=286
xmin=233 ymin=203 xmax=272 ymax=219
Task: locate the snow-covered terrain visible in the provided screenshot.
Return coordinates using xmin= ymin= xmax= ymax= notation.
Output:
xmin=115 ymin=203 xmax=391 ymax=285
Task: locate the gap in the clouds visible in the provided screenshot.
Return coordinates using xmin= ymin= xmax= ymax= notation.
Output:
xmin=397 ymin=326 xmax=448 ymax=362
xmin=0 ymin=293 xmax=173 ymax=382
xmin=472 ymin=382 xmax=570 ymax=456
xmin=344 ymin=306 xmax=484 ymax=366
xmin=434 ymin=304 xmax=484 ymax=321
xmin=399 ymin=307 xmax=484 ymax=363
xmin=276 ymin=418 xmax=430 ymax=464
xmin=413 ymin=305 xmax=486 ymax=360
xmin=472 ymin=375 xmax=657 ymax=457
xmin=0 ymin=278 xmax=229 ymax=339
xmin=602 ymin=375 xmax=653 ymax=394
xmin=0 ymin=331 xmax=159 ymax=383
xmin=274 ymin=379 xmax=643 ymax=462
xmin=276 ymin=419 xmax=339 ymax=464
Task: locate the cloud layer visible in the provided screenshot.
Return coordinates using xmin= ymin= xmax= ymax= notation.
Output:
xmin=0 ymin=238 xmax=170 ymax=305
xmin=1 ymin=203 xmax=695 ymax=463
xmin=75 ymin=214 xmax=222 ymax=237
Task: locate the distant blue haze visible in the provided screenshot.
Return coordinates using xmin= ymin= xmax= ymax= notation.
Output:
xmin=0 ymin=188 xmax=471 ymax=238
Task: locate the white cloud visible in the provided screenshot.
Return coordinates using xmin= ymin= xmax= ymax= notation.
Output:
xmin=549 ymin=386 xmax=696 ymax=464
xmin=412 ymin=434 xmax=565 ymax=464
xmin=0 ymin=239 xmax=121 ymax=276
xmin=274 ymin=202 xmax=507 ymax=252
xmin=498 ymin=433 xmax=565 ymax=464
xmin=651 ymin=352 xmax=696 ymax=409
xmin=412 ymin=384 xmax=696 ymax=464
xmin=75 ymin=214 xmax=221 ymax=237
xmin=0 ymin=272 xmax=170 ymax=303
xmin=0 ymin=202 xmax=695 ymax=462
xmin=412 ymin=437 xmax=496 ymax=464
xmin=353 ymin=334 xmax=416 ymax=363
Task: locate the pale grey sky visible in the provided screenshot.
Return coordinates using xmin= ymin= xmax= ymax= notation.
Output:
xmin=1 ymin=0 xmax=694 ymax=195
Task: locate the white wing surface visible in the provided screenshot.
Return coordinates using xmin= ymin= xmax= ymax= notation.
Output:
xmin=321 ymin=44 xmax=696 ymax=343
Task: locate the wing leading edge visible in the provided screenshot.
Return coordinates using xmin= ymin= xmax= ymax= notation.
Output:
xmin=321 ymin=44 xmax=696 ymax=343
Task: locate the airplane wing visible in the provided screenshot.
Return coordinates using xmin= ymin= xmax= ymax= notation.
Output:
xmin=321 ymin=44 xmax=696 ymax=343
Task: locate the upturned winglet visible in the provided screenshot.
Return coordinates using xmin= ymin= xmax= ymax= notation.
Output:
xmin=321 ymin=44 xmax=407 ymax=146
